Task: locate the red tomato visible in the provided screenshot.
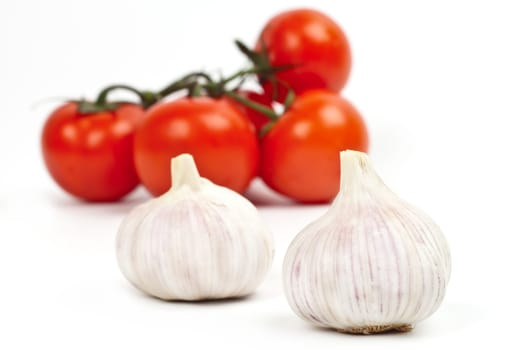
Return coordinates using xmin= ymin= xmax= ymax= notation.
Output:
xmin=256 ymin=9 xmax=351 ymax=101
xmin=260 ymin=90 xmax=368 ymax=203
xmin=134 ymin=97 xmax=259 ymax=196
xmin=227 ymin=90 xmax=274 ymax=133
xmin=41 ymin=102 xmax=143 ymax=201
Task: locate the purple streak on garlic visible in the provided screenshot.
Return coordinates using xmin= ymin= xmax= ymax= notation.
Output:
xmin=116 ymin=153 xmax=274 ymax=301
xmin=282 ymin=150 xmax=451 ymax=334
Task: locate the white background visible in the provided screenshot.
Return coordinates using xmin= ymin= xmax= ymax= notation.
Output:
xmin=1 ymin=0 xmax=524 ymax=348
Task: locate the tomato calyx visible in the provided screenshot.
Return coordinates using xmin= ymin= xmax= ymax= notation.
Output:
xmin=235 ymin=40 xmax=295 ymax=84
xmin=235 ymin=39 xmax=297 ymax=105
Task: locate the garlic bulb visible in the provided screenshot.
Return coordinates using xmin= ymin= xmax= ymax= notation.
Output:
xmin=116 ymin=153 xmax=274 ymax=301
xmin=282 ymin=150 xmax=451 ymax=334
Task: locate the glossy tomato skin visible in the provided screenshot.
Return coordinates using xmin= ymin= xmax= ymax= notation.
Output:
xmin=227 ymin=90 xmax=274 ymax=133
xmin=134 ymin=97 xmax=259 ymax=196
xmin=260 ymin=90 xmax=368 ymax=203
xmin=257 ymin=9 xmax=351 ymax=100
xmin=41 ymin=102 xmax=143 ymax=201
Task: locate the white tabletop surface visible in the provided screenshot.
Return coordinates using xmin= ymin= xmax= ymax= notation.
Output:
xmin=2 ymin=0 xmax=525 ymax=348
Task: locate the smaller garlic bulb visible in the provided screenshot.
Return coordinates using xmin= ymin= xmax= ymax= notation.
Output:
xmin=283 ymin=150 xmax=451 ymax=334
xmin=116 ymin=154 xmax=274 ymax=301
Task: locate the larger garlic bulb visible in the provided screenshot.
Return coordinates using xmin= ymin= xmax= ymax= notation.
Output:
xmin=116 ymin=154 xmax=274 ymax=301
xmin=283 ymin=150 xmax=451 ymax=334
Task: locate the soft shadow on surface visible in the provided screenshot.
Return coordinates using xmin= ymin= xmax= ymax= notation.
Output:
xmin=244 ymin=179 xmax=296 ymax=207
xmin=43 ymin=178 xmax=328 ymax=209
xmin=262 ymin=311 xmax=417 ymax=339
xmin=45 ymin=187 xmax=151 ymax=214
xmin=306 ymin=323 xmax=418 ymax=338
xmin=118 ymin=280 xmax=259 ymax=307
xmin=44 ymin=179 xmax=298 ymax=209
xmin=154 ymin=294 xmax=255 ymax=306
xmin=136 ymin=290 xmax=256 ymax=306
xmin=260 ymin=302 xmax=482 ymax=339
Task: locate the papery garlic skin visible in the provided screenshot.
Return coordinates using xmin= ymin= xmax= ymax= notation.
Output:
xmin=116 ymin=154 xmax=274 ymax=301
xmin=282 ymin=150 xmax=451 ymax=334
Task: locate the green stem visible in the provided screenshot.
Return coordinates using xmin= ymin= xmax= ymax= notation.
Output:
xmin=224 ymin=91 xmax=279 ymax=121
xmin=199 ymin=68 xmax=261 ymax=98
xmin=220 ymin=67 xmax=260 ymax=85
xmin=190 ymin=83 xmax=203 ymax=97
xmin=282 ymin=83 xmax=296 ymax=111
xmin=158 ymin=72 xmax=214 ymax=97
xmin=235 ymin=39 xmax=296 ymax=78
xmin=95 ymin=84 xmax=158 ymax=109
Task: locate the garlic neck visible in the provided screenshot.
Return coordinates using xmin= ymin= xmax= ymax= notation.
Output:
xmin=336 ymin=150 xmax=390 ymax=204
xmin=170 ymin=154 xmax=202 ymax=191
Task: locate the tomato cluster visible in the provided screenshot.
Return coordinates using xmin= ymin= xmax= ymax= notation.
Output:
xmin=41 ymin=8 xmax=368 ymax=203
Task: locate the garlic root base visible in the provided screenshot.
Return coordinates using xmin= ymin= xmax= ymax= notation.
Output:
xmin=337 ymin=324 xmax=413 ymax=335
